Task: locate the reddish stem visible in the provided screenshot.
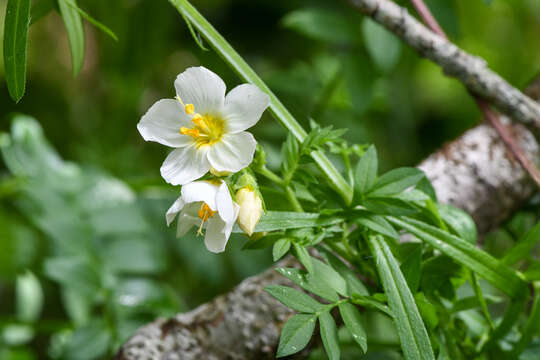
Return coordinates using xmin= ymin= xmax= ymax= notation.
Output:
xmin=409 ymin=0 xmax=540 ymax=186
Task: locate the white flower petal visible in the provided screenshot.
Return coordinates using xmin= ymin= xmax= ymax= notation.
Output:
xmin=207 ymin=132 xmax=256 ymax=172
xmin=204 ymin=202 xmax=239 ymax=253
xmin=160 ymin=145 xmax=210 ymax=186
xmin=166 ymin=196 xmax=185 ymax=226
xmin=174 ymin=67 xmax=226 ymax=114
xmin=176 ymin=205 xmax=201 ymax=237
xmin=223 ymin=84 xmax=270 ymax=133
xmin=137 ymin=99 xmax=193 ymax=147
xmin=180 ymin=181 xmax=220 ymax=210
xmin=216 ymin=181 xmax=236 ymax=223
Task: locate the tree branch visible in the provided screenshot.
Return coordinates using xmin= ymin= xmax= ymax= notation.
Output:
xmin=350 ymin=0 xmax=540 ymax=129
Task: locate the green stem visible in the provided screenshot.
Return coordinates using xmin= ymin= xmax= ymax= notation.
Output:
xmin=285 ymin=185 xmax=303 ymax=212
xmin=169 ymin=0 xmax=353 ymax=205
xmin=470 ymin=271 xmax=494 ymax=330
xmin=512 ymin=284 xmax=540 ymax=357
xmin=256 ymin=166 xmax=283 ymax=186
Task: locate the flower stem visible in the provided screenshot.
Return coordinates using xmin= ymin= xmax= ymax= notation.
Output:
xmin=285 ymin=185 xmax=304 ymax=212
xmin=169 ymin=0 xmax=353 ymax=205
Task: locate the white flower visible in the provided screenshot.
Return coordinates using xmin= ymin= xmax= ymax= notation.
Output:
xmin=166 ymin=180 xmax=239 ymax=253
xmin=236 ymin=186 xmax=263 ymax=236
xmin=137 ymin=66 xmax=270 ymax=185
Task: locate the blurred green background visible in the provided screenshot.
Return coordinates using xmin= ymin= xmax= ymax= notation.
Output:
xmin=0 ymin=0 xmax=539 ymax=358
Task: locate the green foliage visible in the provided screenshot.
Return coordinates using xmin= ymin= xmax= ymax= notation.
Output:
xmin=57 ymin=0 xmax=84 ymax=75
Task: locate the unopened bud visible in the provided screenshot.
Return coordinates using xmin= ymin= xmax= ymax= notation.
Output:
xmin=236 ymin=187 xmax=263 ymax=236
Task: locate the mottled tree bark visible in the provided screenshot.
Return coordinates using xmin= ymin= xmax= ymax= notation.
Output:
xmin=350 ymin=0 xmax=540 ymax=129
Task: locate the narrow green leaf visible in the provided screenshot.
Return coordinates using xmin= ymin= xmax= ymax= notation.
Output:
xmin=62 ymin=0 xmax=117 ymax=41
xmin=276 ymin=314 xmax=317 ymax=357
xmin=319 ymin=311 xmax=340 ymax=360
xmin=293 ymin=243 xmax=313 ymax=273
xmin=389 ymin=217 xmax=528 ymax=298
xmin=502 ymin=221 xmax=540 ymax=266
xmin=170 ymin=0 xmax=353 ymax=205
xmin=233 ymin=211 xmax=342 ymax=233
xmin=367 ymin=235 xmax=435 ymax=360
xmin=368 ymin=167 xmax=424 ymax=197
xmin=3 ymin=0 xmax=31 ymax=102
xmin=276 ymin=267 xmax=339 ymax=302
xmin=355 ymin=214 xmax=399 ymax=240
xmin=265 ymin=285 xmax=323 ymax=313
xmin=469 ymin=271 xmax=494 ymax=329
xmin=355 ymin=145 xmax=377 ymax=195
xmin=273 ymin=238 xmax=291 ymax=262
xmin=58 ymin=0 xmax=85 ymax=75
xmin=339 ymin=302 xmax=367 ymax=353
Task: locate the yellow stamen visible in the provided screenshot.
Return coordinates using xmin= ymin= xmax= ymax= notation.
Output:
xmin=180 ymin=127 xmax=200 ymax=137
xmin=185 ymin=103 xmax=194 ymax=115
xmin=198 ymin=203 xmax=216 ymax=222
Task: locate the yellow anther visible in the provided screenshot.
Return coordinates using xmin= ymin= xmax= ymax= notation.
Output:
xmin=180 ymin=127 xmax=200 ymax=138
xmin=185 ymin=104 xmax=195 ymax=115
xmin=198 ymin=203 xmax=216 ymax=222
xmin=192 ymin=113 xmax=203 ymax=124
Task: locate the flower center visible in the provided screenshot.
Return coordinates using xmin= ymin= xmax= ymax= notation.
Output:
xmin=177 ymin=96 xmax=224 ymax=148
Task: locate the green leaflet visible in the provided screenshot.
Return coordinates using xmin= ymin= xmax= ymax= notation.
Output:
xmin=339 ymin=302 xmax=368 ymax=353
xmin=3 ymin=0 xmax=31 ymax=102
xmin=367 ymin=235 xmax=435 ymax=360
xmin=276 ymin=314 xmax=317 ymax=357
xmin=168 ymin=0 xmax=353 ymax=205
xmin=389 ymin=217 xmax=527 ymax=298
xmin=58 ymin=0 xmax=85 ymax=76
xmin=233 ymin=211 xmax=342 ymax=233
xmin=265 ymin=285 xmax=324 ymax=313
xmin=354 ymin=145 xmax=377 ymax=196
xmin=319 ymin=311 xmax=340 ymax=360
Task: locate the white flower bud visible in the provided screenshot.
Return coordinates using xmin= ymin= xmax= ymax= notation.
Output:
xmin=236 ymin=187 xmax=263 ymax=236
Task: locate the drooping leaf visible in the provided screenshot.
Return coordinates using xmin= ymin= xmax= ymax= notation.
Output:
xmin=319 ymin=311 xmax=340 ymax=360
xmin=276 ymin=314 xmax=317 ymax=357
xmin=273 ymin=238 xmax=292 ymax=261
xmin=276 ymin=267 xmax=339 ymax=302
xmin=367 ymin=235 xmax=435 ymax=360
xmin=355 ymin=214 xmax=400 ymax=240
xmin=58 ymin=0 xmax=85 ymax=75
xmin=311 ymin=257 xmax=347 ymax=296
xmin=355 ymin=145 xmax=378 ymax=196
xmin=368 ymin=167 xmax=425 ymax=197
xmin=3 ymin=0 xmax=31 ymax=102
xmin=293 ymin=243 xmax=314 ymax=273
xmin=339 ymin=302 xmax=368 ymax=353
xmin=265 ymin=285 xmax=324 ymax=313
xmin=389 ymin=217 xmax=527 ymax=298
xmin=319 ymin=249 xmax=369 ymax=296
xmin=61 ymin=0 xmax=117 ymax=41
